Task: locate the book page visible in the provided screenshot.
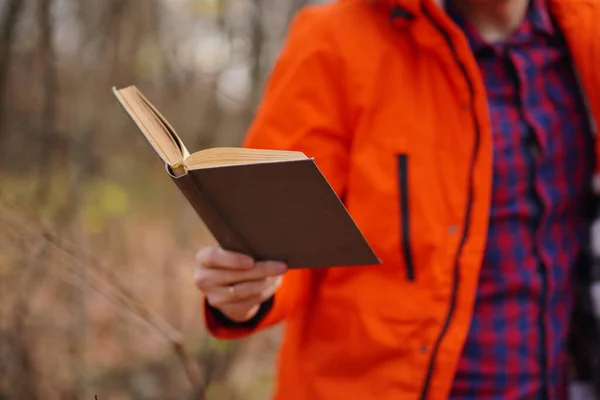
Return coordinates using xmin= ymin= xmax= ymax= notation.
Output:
xmin=184 ymin=147 xmax=307 ymax=169
xmin=133 ymin=87 xmax=190 ymax=160
xmin=113 ymin=86 xmax=184 ymax=167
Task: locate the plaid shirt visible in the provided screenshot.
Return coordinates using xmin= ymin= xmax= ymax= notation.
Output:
xmin=447 ymin=1 xmax=596 ymax=399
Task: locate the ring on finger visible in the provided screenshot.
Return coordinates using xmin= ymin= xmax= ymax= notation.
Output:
xmin=228 ymin=284 xmax=238 ymax=300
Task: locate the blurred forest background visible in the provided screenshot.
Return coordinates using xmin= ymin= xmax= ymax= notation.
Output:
xmin=0 ymin=0 xmax=322 ymax=398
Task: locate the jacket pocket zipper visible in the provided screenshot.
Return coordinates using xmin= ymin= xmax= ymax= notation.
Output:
xmin=398 ymin=154 xmax=415 ymax=281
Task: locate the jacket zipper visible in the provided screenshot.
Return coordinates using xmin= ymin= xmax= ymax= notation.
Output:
xmin=398 ymin=154 xmax=416 ymax=281
xmin=419 ymin=7 xmax=481 ymax=400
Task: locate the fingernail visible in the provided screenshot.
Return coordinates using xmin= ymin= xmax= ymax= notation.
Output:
xmin=272 ymin=262 xmax=287 ymax=274
xmin=240 ymin=256 xmax=254 ymax=268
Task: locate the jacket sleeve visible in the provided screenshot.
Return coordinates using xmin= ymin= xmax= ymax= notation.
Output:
xmin=204 ymin=6 xmax=353 ymax=339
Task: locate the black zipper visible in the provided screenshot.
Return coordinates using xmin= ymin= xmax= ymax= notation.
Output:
xmin=419 ymin=7 xmax=481 ymax=400
xmin=398 ymin=154 xmax=416 ymax=281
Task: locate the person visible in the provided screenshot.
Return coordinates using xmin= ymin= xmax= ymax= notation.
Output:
xmin=194 ymin=0 xmax=600 ymax=398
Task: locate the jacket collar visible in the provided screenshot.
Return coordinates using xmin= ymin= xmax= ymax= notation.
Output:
xmin=375 ymin=0 xmax=552 ymax=30
xmin=371 ymin=0 xmax=424 ymax=19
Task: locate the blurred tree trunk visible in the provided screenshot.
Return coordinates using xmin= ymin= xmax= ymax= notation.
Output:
xmin=69 ymin=220 xmax=91 ymax=400
xmin=249 ymin=0 xmax=264 ymax=109
xmin=12 ymin=308 xmax=40 ymax=400
xmin=8 ymin=242 xmax=48 ymax=400
xmin=63 ymin=121 xmax=94 ymax=400
xmin=236 ymin=0 xmax=265 ymax=136
xmin=196 ymin=1 xmax=226 ymax=149
xmin=162 ymin=200 xmax=194 ymax=331
xmin=0 ymin=0 xmax=25 ymax=145
xmin=34 ymin=0 xmax=58 ymax=206
xmin=106 ymin=0 xmax=129 ymax=80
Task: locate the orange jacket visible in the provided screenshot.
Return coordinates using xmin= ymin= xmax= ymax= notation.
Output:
xmin=204 ymin=0 xmax=600 ymax=398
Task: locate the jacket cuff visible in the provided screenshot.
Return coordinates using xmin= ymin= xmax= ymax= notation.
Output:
xmin=204 ymin=296 xmax=274 ymax=338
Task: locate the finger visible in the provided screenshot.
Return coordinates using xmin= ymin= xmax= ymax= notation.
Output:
xmin=195 ymin=247 xmax=254 ymax=270
xmin=218 ymin=299 xmax=262 ymax=322
xmin=206 ymin=279 xmax=270 ymax=306
xmin=212 ymin=261 xmax=287 ymax=286
xmin=195 ymin=260 xmax=286 ymax=291
xmin=259 ymin=275 xmax=283 ymax=300
xmin=207 ymin=276 xmax=283 ymax=307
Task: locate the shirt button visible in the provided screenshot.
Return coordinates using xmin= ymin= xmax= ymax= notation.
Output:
xmin=420 ymin=345 xmax=429 ymax=354
xmin=449 ymin=225 xmax=458 ymax=234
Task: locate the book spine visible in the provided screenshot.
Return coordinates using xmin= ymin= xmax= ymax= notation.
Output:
xmin=171 ymin=172 xmax=256 ymax=256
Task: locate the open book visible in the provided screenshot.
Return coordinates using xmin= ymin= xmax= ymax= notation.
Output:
xmin=113 ymin=85 xmax=380 ymax=269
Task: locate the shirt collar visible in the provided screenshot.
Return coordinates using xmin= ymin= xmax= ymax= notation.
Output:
xmin=530 ymin=0 xmax=556 ymax=36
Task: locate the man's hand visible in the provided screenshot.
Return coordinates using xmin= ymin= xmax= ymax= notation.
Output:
xmin=194 ymin=246 xmax=288 ymax=323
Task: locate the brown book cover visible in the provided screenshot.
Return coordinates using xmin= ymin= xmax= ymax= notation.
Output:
xmin=113 ymin=85 xmax=380 ymax=269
